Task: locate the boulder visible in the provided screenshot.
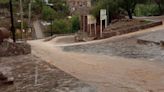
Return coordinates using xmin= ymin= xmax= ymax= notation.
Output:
xmin=0 ymin=27 xmax=10 ymax=43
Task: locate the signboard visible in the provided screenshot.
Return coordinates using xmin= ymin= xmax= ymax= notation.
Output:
xmin=100 ymin=9 xmax=107 ymax=38
xmin=100 ymin=9 xmax=107 ymax=20
xmin=87 ymin=15 xmax=96 ymax=24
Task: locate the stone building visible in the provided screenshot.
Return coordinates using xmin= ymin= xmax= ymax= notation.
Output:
xmin=67 ymin=0 xmax=98 ymax=39
xmin=67 ymin=0 xmax=91 ymax=15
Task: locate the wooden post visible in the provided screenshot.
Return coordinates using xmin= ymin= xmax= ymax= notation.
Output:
xmin=100 ymin=20 xmax=103 ymax=38
xmin=94 ymin=23 xmax=96 ymax=36
xmin=20 ymin=0 xmax=24 ymax=40
xmin=9 ymin=0 xmax=16 ymax=42
xmin=89 ymin=24 xmax=91 ymax=36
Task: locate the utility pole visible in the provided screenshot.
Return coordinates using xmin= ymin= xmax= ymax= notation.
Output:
xmin=28 ymin=0 xmax=31 ymax=27
xmin=20 ymin=0 xmax=24 ymax=40
xmin=27 ymin=0 xmax=32 ymax=40
xmin=9 ymin=0 xmax=16 ymax=42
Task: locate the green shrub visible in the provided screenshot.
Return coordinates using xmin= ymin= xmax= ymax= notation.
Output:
xmin=46 ymin=16 xmax=80 ymax=35
xmin=48 ymin=19 xmax=71 ymax=34
xmin=135 ymin=4 xmax=160 ymax=16
xmin=71 ymin=16 xmax=80 ymax=33
xmin=42 ymin=6 xmax=57 ymax=21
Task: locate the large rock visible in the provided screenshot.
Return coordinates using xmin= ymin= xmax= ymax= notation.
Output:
xmin=0 ymin=28 xmax=10 ymax=43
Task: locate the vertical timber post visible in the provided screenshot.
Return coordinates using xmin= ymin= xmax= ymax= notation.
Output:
xmin=20 ymin=0 xmax=24 ymax=40
xmin=100 ymin=20 xmax=102 ymax=38
xmin=9 ymin=0 xmax=16 ymax=42
xmin=28 ymin=0 xmax=32 ymax=41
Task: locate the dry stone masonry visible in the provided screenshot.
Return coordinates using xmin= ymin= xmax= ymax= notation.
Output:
xmin=0 ymin=41 xmax=31 ymax=57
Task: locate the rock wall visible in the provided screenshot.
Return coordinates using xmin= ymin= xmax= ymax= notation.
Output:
xmin=0 ymin=41 xmax=31 ymax=57
xmin=102 ymin=21 xmax=163 ymax=38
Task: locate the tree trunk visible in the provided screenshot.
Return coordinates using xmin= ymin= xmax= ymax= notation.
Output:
xmin=158 ymin=3 xmax=162 ymax=15
xmin=108 ymin=12 xmax=112 ymax=24
xmin=9 ymin=0 xmax=16 ymax=42
xmin=127 ymin=9 xmax=133 ymax=19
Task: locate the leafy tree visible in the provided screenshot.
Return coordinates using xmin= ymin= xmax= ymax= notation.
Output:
xmin=91 ymin=0 xmax=148 ymax=20
xmin=91 ymin=0 xmax=100 ymax=5
xmin=21 ymin=0 xmax=69 ymax=20
xmin=31 ymin=0 xmax=45 ymax=15
xmin=42 ymin=5 xmax=57 ymax=21
xmin=153 ymin=0 xmax=164 ymax=14
xmin=71 ymin=16 xmax=80 ymax=33
xmin=0 ymin=0 xmax=9 ymax=4
xmin=119 ymin=0 xmax=147 ymax=19
xmin=51 ymin=19 xmax=71 ymax=34
xmin=48 ymin=0 xmax=69 ymax=18
xmin=91 ymin=0 xmax=120 ymax=23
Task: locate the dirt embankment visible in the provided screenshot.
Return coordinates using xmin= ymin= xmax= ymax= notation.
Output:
xmin=105 ymin=19 xmax=147 ymax=32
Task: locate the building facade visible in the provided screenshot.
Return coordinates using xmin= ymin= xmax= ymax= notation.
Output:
xmin=67 ymin=0 xmax=99 ymax=38
xmin=67 ymin=0 xmax=91 ymax=15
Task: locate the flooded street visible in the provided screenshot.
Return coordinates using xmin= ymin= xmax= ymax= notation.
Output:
xmin=29 ymin=27 xmax=164 ymax=92
xmin=63 ymin=33 xmax=164 ymax=62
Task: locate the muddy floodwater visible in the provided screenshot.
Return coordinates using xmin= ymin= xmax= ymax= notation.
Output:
xmin=63 ymin=35 xmax=164 ymax=62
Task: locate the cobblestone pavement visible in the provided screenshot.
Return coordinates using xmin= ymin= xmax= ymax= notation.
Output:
xmin=29 ymin=37 xmax=164 ymax=92
xmin=63 ymin=35 xmax=164 ymax=62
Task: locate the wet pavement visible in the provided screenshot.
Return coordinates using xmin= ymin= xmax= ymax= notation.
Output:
xmin=137 ymin=30 xmax=164 ymax=43
xmin=63 ymin=35 xmax=164 ymax=62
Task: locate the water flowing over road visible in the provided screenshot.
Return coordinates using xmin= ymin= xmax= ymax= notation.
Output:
xmin=29 ymin=17 xmax=164 ymax=92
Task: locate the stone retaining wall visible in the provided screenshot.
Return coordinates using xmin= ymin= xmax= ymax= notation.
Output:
xmin=137 ymin=39 xmax=164 ymax=48
xmin=137 ymin=39 xmax=160 ymax=45
xmin=0 ymin=41 xmax=31 ymax=57
xmin=102 ymin=21 xmax=163 ymax=38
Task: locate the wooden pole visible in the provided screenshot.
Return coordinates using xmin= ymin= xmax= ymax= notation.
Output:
xmin=9 ymin=0 xmax=16 ymax=42
xmin=20 ymin=0 xmax=24 ymax=40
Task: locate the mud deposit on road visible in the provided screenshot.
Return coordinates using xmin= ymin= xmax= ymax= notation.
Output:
xmin=63 ymin=36 xmax=164 ymax=61
xmin=0 ymin=55 xmax=95 ymax=92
